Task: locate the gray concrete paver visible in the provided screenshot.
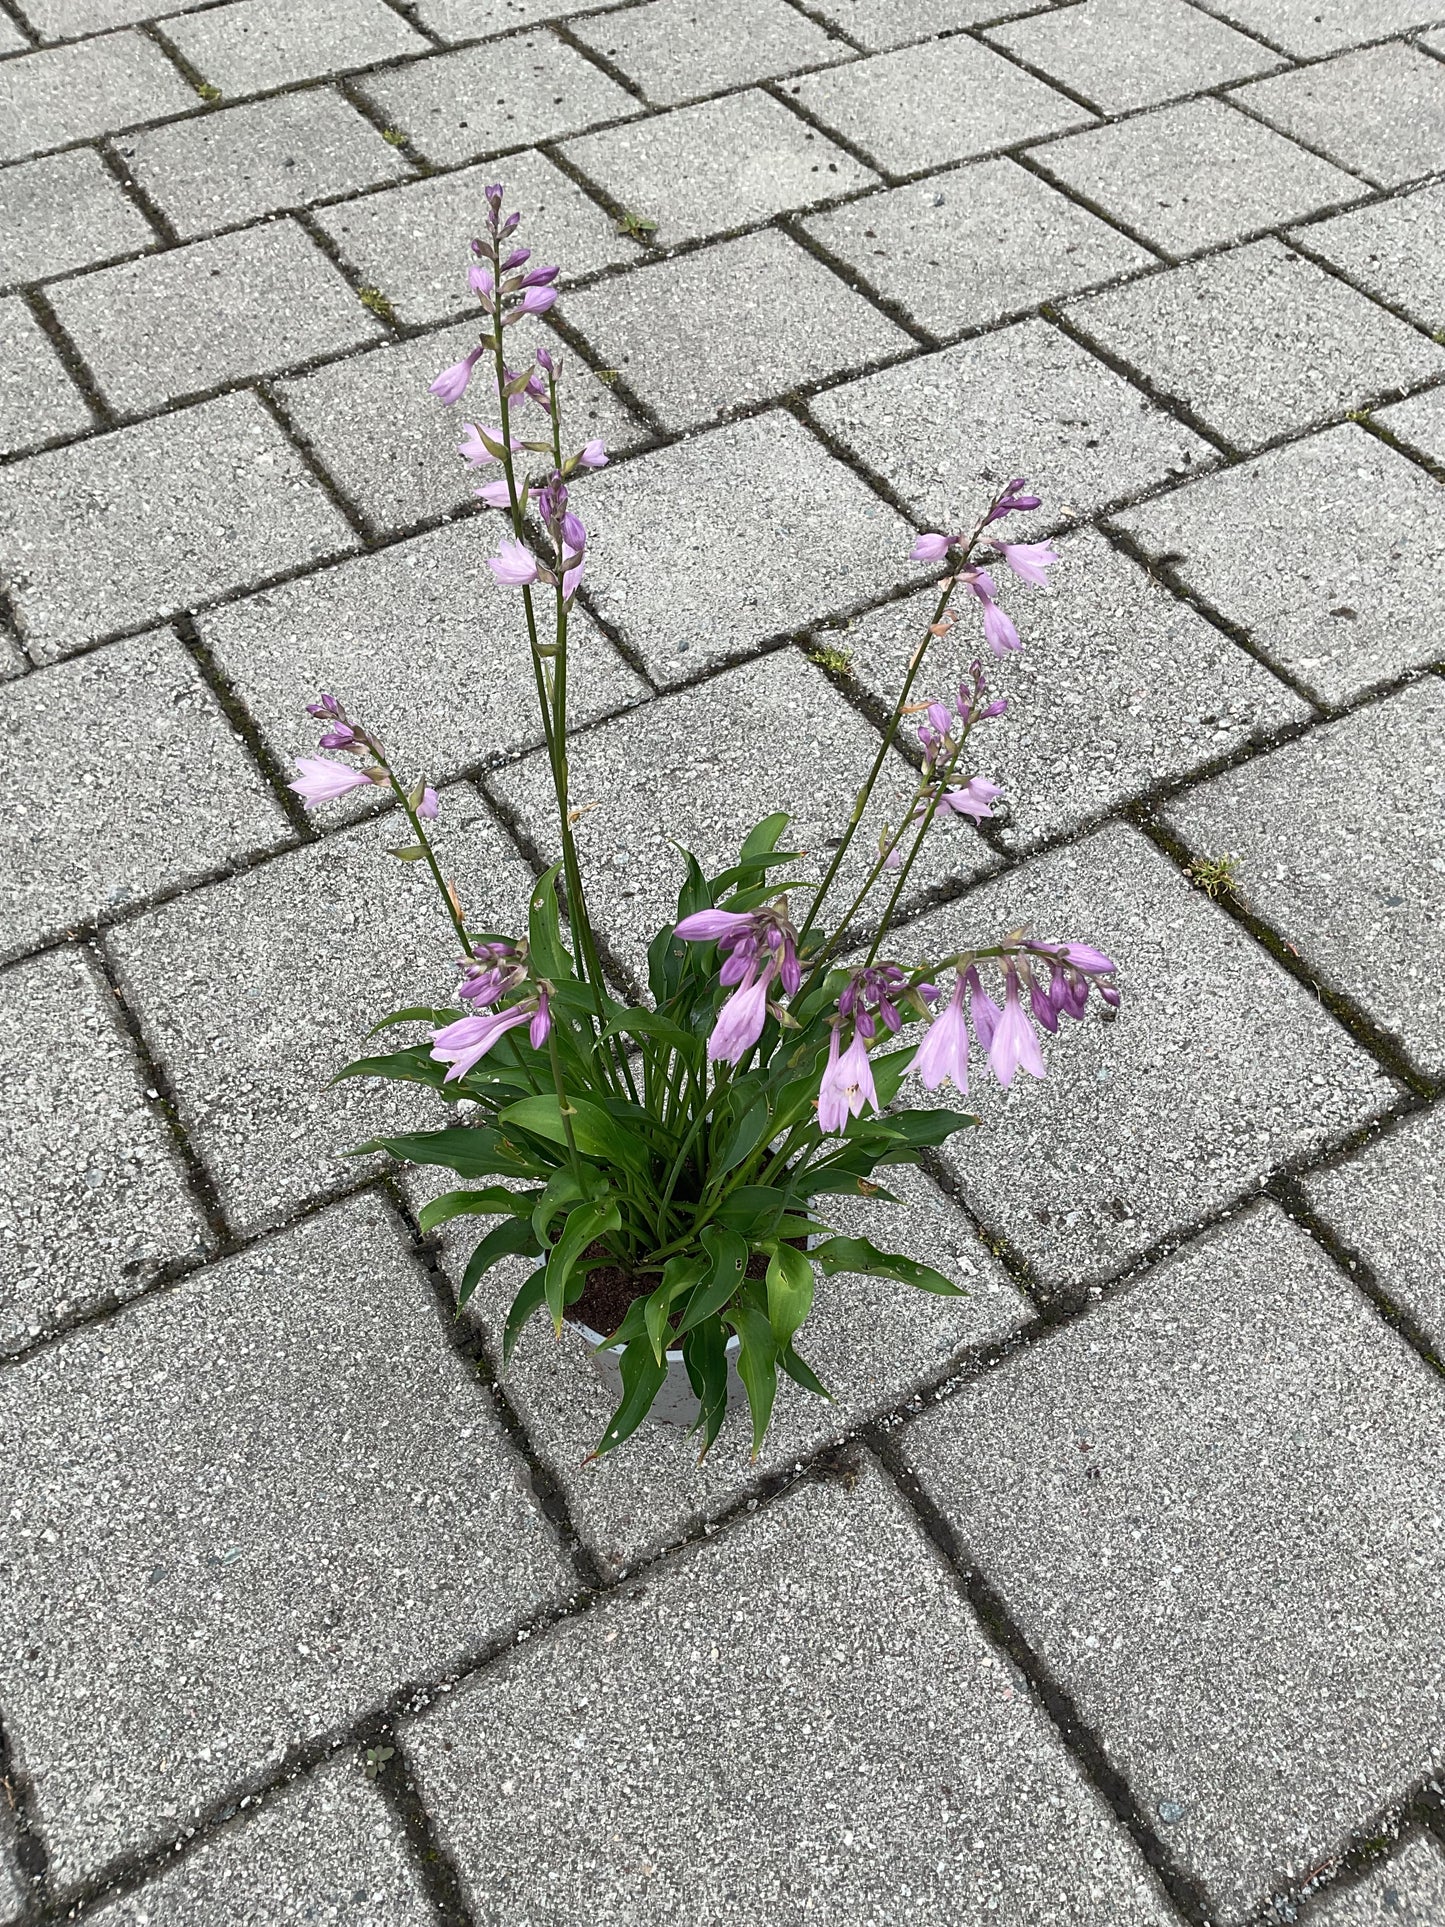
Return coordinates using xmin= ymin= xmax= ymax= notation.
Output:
xmin=0 ymin=1190 xmax=568 ymax=1887
xmin=48 ymin=218 xmax=384 ymax=412
xmin=903 ymin=1203 xmax=1445 ymax=1921
xmin=107 ymin=797 xmax=537 ymax=1232
xmin=561 ymin=227 xmax=911 ymax=431
xmin=162 ymin=0 xmax=430 ymax=95
xmin=802 ymin=158 xmax=1156 ymax=339
xmin=356 ymin=31 xmax=636 ymax=169
xmin=0 ymin=147 xmax=155 ymax=290
xmin=1187 ymin=0 xmax=1443 ymax=59
xmin=16 ymin=0 xmax=175 ymax=32
xmin=987 ymin=0 xmax=1281 ymax=113
xmin=313 ymin=150 xmax=636 ymax=327
xmin=0 ymin=295 xmax=92 ymax=454
xmin=407 ymin=1463 xmax=1177 ymax=1925
xmin=411 ymin=0 xmax=616 ymax=35
xmin=1306 ymin=1833 xmax=1445 ymax=1925
xmin=805 ymin=0 xmax=1043 ymax=48
xmin=0 ymin=944 xmax=206 ymax=1352
xmin=0 ymin=630 xmax=291 ymax=960
xmin=841 ymin=527 xmax=1309 ymax=853
xmin=1293 ymin=183 xmax=1445 ymax=332
xmin=0 ymin=14 xmax=28 ymax=53
xmin=900 ymin=824 xmax=1392 ymax=1291
xmin=559 ymin=88 xmax=878 ymax=243
xmin=1112 ymin=423 xmax=1445 ymax=706
xmin=0 ymin=32 xmax=195 ymax=162
xmin=1303 ymin=1108 xmax=1445 ymax=1357
xmin=1032 ymin=98 xmax=1366 ymax=257
xmin=785 ymin=36 xmax=1094 ymax=178
xmin=1065 ymin=239 xmax=1445 ymax=451
xmin=570 ymin=409 xmax=915 ymax=683
xmin=1231 ymin=42 xmax=1445 ymax=188
xmin=1376 ymin=385 xmax=1445 ymax=465
xmin=1162 ymin=679 xmax=1445 ymax=1079
xmin=89 ymin=1756 xmax=435 ymax=1926
xmin=570 ymin=0 xmax=846 ymax=106
xmin=115 ymin=87 xmax=413 ymax=239
xmin=275 ymin=318 xmax=647 ymax=535
xmin=0 ymin=390 xmax=356 ymax=662
xmin=811 ymin=318 xmax=1214 ymax=534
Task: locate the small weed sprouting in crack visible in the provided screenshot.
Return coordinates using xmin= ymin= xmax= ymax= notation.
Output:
xmin=1187 ymin=852 xmax=1239 ymax=899
xmin=381 ymin=126 xmax=411 ymax=148
xmin=195 ymin=80 xmax=222 ymax=102
xmin=614 ymin=209 xmax=659 ymax=243
xmin=362 ymin=1744 xmax=396 ymax=1780
xmin=359 ymin=285 xmax=397 ymax=323
xmin=810 ymin=641 xmax=855 ymax=675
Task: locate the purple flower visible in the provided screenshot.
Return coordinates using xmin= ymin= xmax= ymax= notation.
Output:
xmin=1058 ymin=941 xmax=1116 ymax=976
xmin=501 ymin=246 xmax=530 ymax=270
xmin=817 ymin=1028 xmax=879 ymax=1135
xmin=418 ymin=786 xmax=439 ymax=820
xmin=518 ymin=264 xmax=559 ymax=288
xmin=488 ymin=538 xmax=540 ymax=587
xmin=474 ymin=476 xmax=511 ymax=509
xmin=910 ymin=532 xmax=952 ymax=563
xmin=468 ymin=265 xmax=494 ymax=299
xmin=306 ymin=693 xmax=344 ymax=720
xmin=560 ymin=511 xmax=587 ymax=554
xmin=577 ymin=439 xmax=608 ymax=469
xmin=429 ymin=346 xmax=484 ymax=405
xmin=988 ymin=968 xmax=1046 ymax=1088
xmin=430 ymin=1005 xmax=533 ymax=1082
xmin=288 ymin=757 xmax=374 ymax=807
xmin=940 ymin=775 xmax=1004 ymax=822
xmin=966 ymin=967 xmax=1001 ymax=1052
xmin=707 ymin=968 xmax=772 ymax=1064
xmin=996 ymin=541 xmax=1057 ymax=589
xmin=514 ymin=286 xmax=556 ymax=317
xmin=981 ymin=599 xmax=1021 ymax=656
xmin=910 ymin=975 xmax=969 ymax=1093
xmin=536 ymin=345 xmax=555 ymax=375
xmin=675 ymin=907 xmax=755 ymax=944
xmin=529 ymin=991 xmax=551 ymax=1049
xmin=458 ymin=422 xmax=519 ymax=466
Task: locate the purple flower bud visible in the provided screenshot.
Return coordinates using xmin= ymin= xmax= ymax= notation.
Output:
xmin=501 ymin=247 xmax=530 ymax=269
xmin=980 ymin=697 xmax=1008 ymax=719
xmin=535 ymin=345 xmax=555 ymax=374
xmin=560 ymin=511 xmax=587 ymax=555
xmin=910 ymin=532 xmax=952 ymax=562
xmin=519 ymin=264 xmax=560 ymax=287
xmin=306 ymin=692 xmax=345 ymax=719
xmin=780 ymin=941 xmax=801 ymax=998
xmin=675 ymin=908 xmax=754 ymax=944
xmin=529 ymin=991 xmax=551 ymax=1049
xmin=418 ymin=786 xmax=440 ymax=820
xmin=1059 ymin=942 xmax=1117 ymax=976
xmin=516 ymin=285 xmax=556 ymax=316
xmin=965 ymin=967 xmax=1001 ymax=1052
xmin=429 ymin=345 xmax=483 ymax=405
xmin=927 ymin=701 xmax=951 ymax=736
xmin=1029 ymin=975 xmax=1059 ymax=1034
xmin=1099 ymin=983 xmax=1121 ymax=1008
xmin=484 ymin=184 xmax=504 ymax=210
xmin=500 ymin=211 xmax=520 ymax=235
xmin=577 ymin=438 xmax=608 ymax=469
xmin=318 ymin=725 xmax=356 ymax=749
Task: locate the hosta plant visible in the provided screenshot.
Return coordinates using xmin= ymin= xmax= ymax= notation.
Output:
xmin=292 ymin=185 xmax=1119 ymax=1462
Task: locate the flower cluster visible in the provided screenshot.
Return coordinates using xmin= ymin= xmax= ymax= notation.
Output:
xmin=912 ymin=941 xmax=1118 ymax=1095
xmin=288 ymin=695 xmax=438 ymax=814
xmin=673 ymin=903 xmax=802 ymax=1064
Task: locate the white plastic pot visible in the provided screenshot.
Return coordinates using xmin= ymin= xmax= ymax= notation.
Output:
xmin=571 ymin=1319 xmax=745 ymax=1428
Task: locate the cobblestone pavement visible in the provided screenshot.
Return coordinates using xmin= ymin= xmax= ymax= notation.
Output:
xmin=0 ymin=0 xmax=1442 ymax=1921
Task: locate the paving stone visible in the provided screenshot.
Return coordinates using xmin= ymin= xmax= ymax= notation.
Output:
xmin=803 ymin=158 xmax=1155 ymax=340
xmin=0 ymin=1850 xmax=21 ymax=1925
xmin=0 ymin=1190 xmax=567 ymax=1886
xmin=48 ymin=220 xmax=383 ymax=413
xmin=559 ymin=88 xmax=877 ymax=244
xmin=0 ymin=32 xmax=195 ymax=162
xmin=0 ymin=946 xmax=205 ymax=1353
xmin=567 ymin=410 xmax=914 ymax=684
xmin=0 ymin=14 xmax=28 ymax=52
xmin=1188 ymin=0 xmax=1441 ymax=58
xmin=162 ymin=0 xmax=430 ymax=95
xmin=0 ymin=390 xmax=355 ymax=663
xmin=314 ymin=151 xmax=634 ymax=327
xmin=90 ymin=1758 xmax=434 ymax=1924
xmin=900 ymin=824 xmax=1391 ymax=1291
xmin=1067 ymin=240 xmax=1445 ymax=451
xmin=987 ymin=0 xmax=1280 ymax=114
xmin=0 ymin=295 xmax=92 ymax=454
xmin=411 ymin=0 xmax=610 ymax=35
xmin=841 ymin=528 xmax=1308 ymax=853
xmin=356 ymin=31 xmax=636 ymax=169
xmin=108 ymin=798 xmax=536 ymax=1231
xmin=276 ymin=317 xmax=648 ymax=535
xmin=562 ymin=228 xmax=911 ymax=431
xmin=1232 ymin=43 xmax=1445 ymax=189
xmin=812 ymin=318 xmax=1213 ymax=534
xmin=785 ymin=37 xmax=1092 ymax=178
xmin=1162 ymin=680 xmax=1445 ymax=1081
xmin=489 ymin=647 xmax=996 ymax=985
xmin=1307 ymin=1832 xmax=1445 ymax=1926
xmin=199 ymin=518 xmax=647 ymax=800
xmin=903 ymin=1203 xmax=1445 ymax=1920
xmin=407 ymin=1463 xmax=1176 ymax=1922
xmin=805 ymin=0 xmax=1043 ymax=48
xmin=116 ymin=89 xmax=413 ymax=240
xmin=1294 ymin=183 xmax=1445 ymax=332
xmin=570 ymin=0 xmax=844 ymax=107
xmin=1376 ymin=385 xmax=1445 ymax=466
xmin=1032 ymin=98 xmax=1365 ymax=258
xmin=18 ymin=0 xmax=175 ymax=32
xmin=0 ymin=631 xmax=290 ymax=959
xmin=0 ymin=147 xmax=155 ymax=290
xmin=1113 ymin=424 xmax=1445 ymax=706
xmin=416 ymin=1161 xmax=1029 ymax=1573
xmin=1303 ymin=1108 xmax=1445 ymax=1358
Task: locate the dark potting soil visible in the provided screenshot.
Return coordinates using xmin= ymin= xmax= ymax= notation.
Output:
xmin=568 ymin=1240 xmax=773 ymax=1346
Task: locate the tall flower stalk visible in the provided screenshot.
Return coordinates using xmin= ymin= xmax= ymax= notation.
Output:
xmin=292 ymin=186 xmax=1123 ymax=1463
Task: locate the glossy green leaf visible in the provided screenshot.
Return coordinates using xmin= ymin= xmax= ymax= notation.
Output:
xmin=500 ymin=1094 xmax=651 ymax=1175
xmin=810 ymin=1234 xmax=963 ymax=1297
xmin=544 ymin=1198 xmax=622 ymax=1332
xmin=459 ymin=1217 xmax=542 ymax=1310
xmin=527 ymin=863 xmax=574 ymax=984
xmin=642 ymin=1254 xmax=706 ymax=1363
xmin=764 ymin=1241 xmax=814 ymax=1350
xmin=350 ymin=1126 xmax=541 ymax=1180
xmin=501 ymin=1265 xmax=548 ymax=1363
xmin=333 ymin=1045 xmax=449 ymax=1089
xmin=366 ymin=1005 xmax=453 ymax=1037
xmin=676 ymin=1225 xmax=749 ymax=1335
xmin=726 ymin=1301 xmax=778 ymax=1459
xmin=779 ymin=1340 xmax=830 ymax=1401
xmin=588 ymin=1336 xmax=669 ymax=1461
xmin=683 ymin=1317 xmax=731 ymax=1460
xmin=418 ymin=1186 xmax=541 ymax=1234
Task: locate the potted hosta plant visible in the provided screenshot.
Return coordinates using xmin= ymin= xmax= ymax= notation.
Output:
xmin=289 ymin=185 xmax=1119 ymax=1462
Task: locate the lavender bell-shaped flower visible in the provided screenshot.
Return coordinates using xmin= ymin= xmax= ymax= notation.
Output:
xmin=910 ymin=974 xmax=970 ymax=1093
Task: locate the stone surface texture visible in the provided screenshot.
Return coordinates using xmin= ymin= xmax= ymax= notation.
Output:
xmin=1 ymin=4 xmax=1442 ymax=1921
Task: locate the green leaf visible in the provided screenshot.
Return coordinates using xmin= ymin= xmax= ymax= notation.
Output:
xmin=366 ymin=1005 xmax=453 ymax=1036
xmin=500 ymin=1094 xmax=651 ymax=1176
xmin=333 ymin=1045 xmax=449 ymax=1089
xmin=351 ymin=1126 xmax=541 ymax=1180
xmin=674 ymin=847 xmax=711 ymax=923
xmin=726 ymin=1301 xmax=778 ymax=1459
xmin=874 ymin=1107 xmax=979 ymax=1151
xmin=864 ymin=1047 xmax=919 ymax=1113
xmin=676 ymin=1225 xmax=749 ymax=1335
xmin=683 ymin=1317 xmax=731 ymax=1459
xmin=641 ymin=1254 xmax=706 ymax=1364
xmin=501 ymin=1265 xmax=548 ymax=1364
xmin=531 ymin=1165 xmax=593 ymax=1245
xmin=764 ymin=1242 xmax=815 ymax=1351
xmin=779 ymin=1339 xmax=830 ymax=1401
xmin=600 ymin=1006 xmax=697 ymax=1054
xmin=527 ymin=864 xmax=574 ymax=983
xmin=588 ymin=1336 xmax=669 ymax=1461
xmin=713 ymin=1187 xmax=818 ymax=1241
xmin=712 ymin=1091 xmax=773 ymax=1176
xmin=387 ymin=844 xmax=427 ymax=862
xmin=544 ymin=1198 xmax=622 ymax=1333
xmin=810 ymin=1234 xmax=963 ymax=1297
xmin=459 ymin=1217 xmax=541 ymax=1310
xmin=418 ymin=1185 xmax=540 ymax=1234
